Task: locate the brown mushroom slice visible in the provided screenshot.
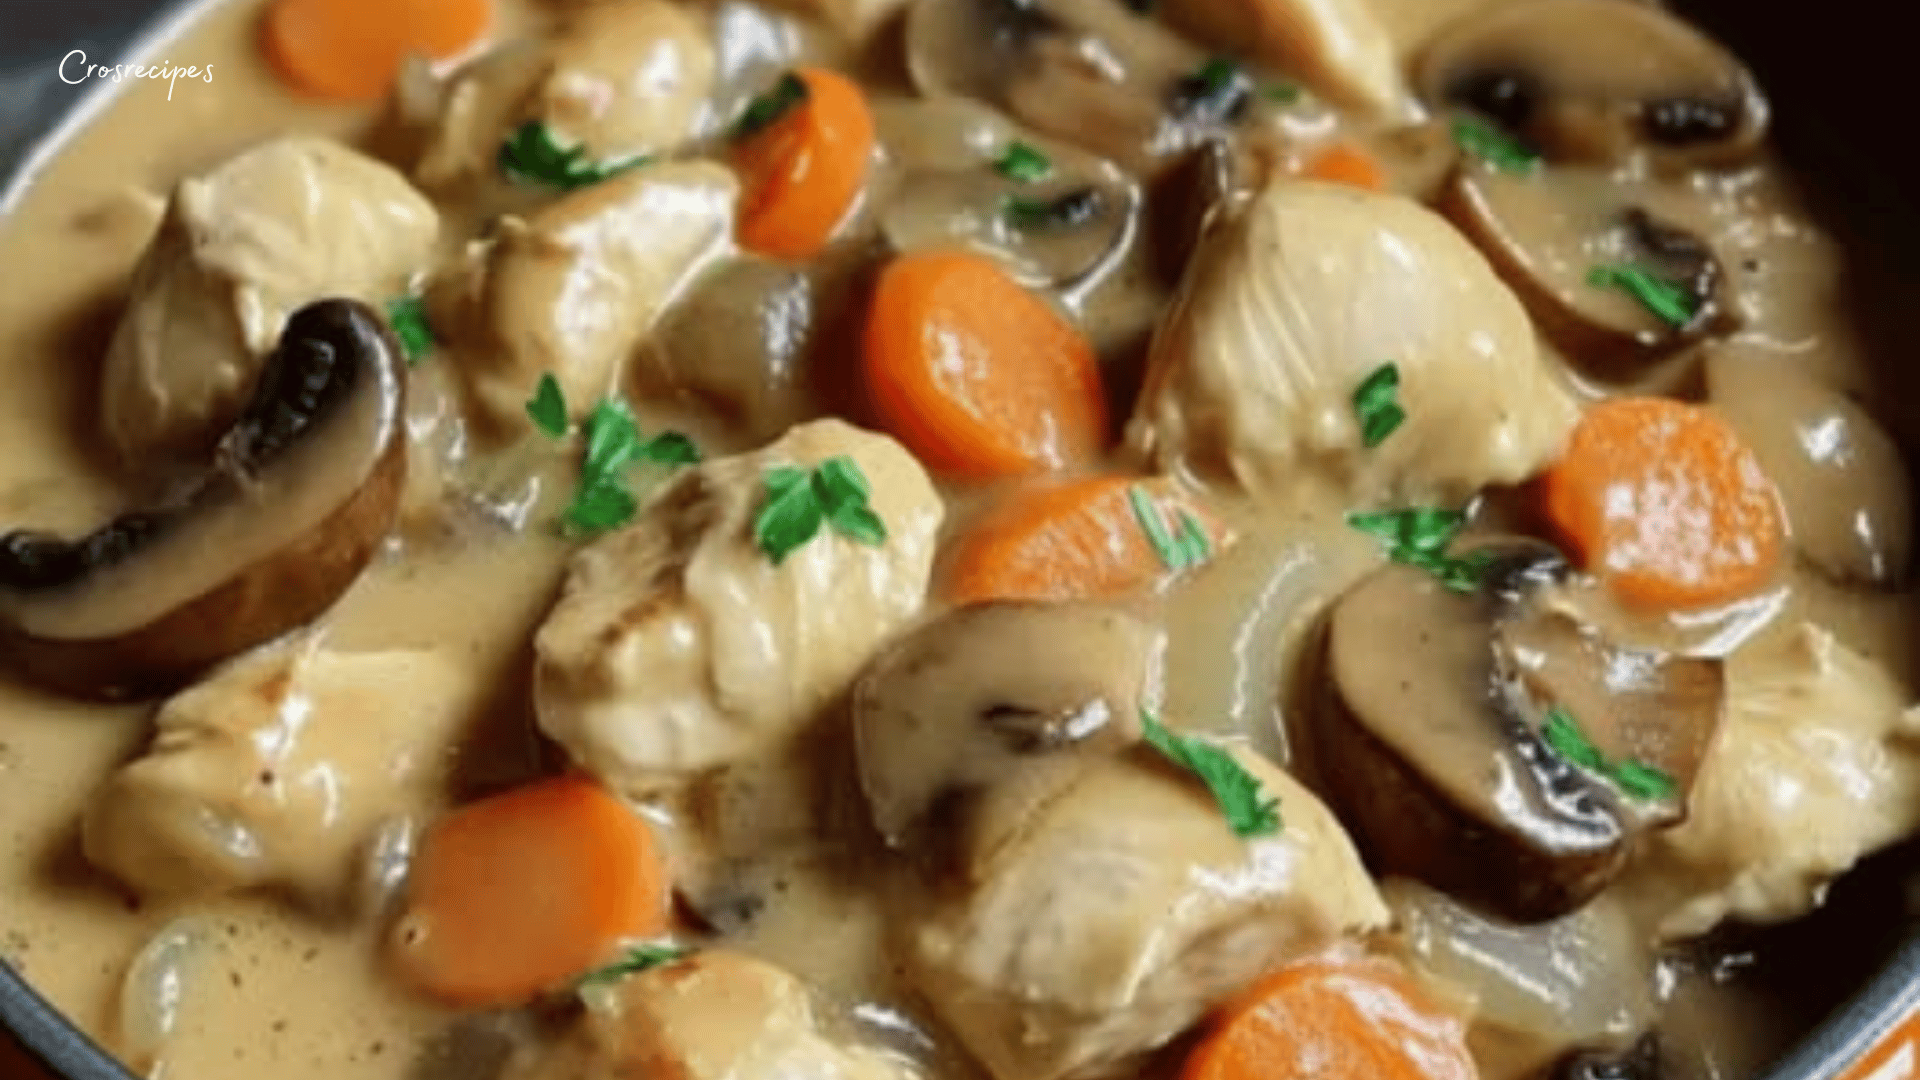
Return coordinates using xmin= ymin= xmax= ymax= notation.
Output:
xmin=904 ymin=0 xmax=1262 ymax=174
xmin=850 ymin=601 xmax=1156 ymax=867
xmin=0 ymin=300 xmax=406 ymax=699
xmin=1312 ymin=542 xmax=1724 ymax=922
xmin=1439 ymin=164 xmax=1738 ymax=378
xmin=1415 ymin=0 xmax=1767 ymax=171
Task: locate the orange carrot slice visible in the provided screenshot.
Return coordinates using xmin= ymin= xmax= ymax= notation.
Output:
xmin=863 ymin=250 xmax=1107 ymax=481
xmin=1303 ymin=141 xmax=1389 ymax=192
xmin=945 ymin=476 xmax=1229 ymax=605
xmin=1541 ymin=396 xmax=1785 ymax=610
xmin=264 ymin=0 xmax=491 ymax=101
xmin=390 ymin=774 xmax=669 ymax=1008
xmin=1182 ymin=956 xmax=1476 ymax=1080
xmin=732 ymin=67 xmax=875 ymax=261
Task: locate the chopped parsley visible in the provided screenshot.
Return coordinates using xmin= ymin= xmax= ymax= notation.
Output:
xmin=1140 ymin=710 xmax=1281 ymax=838
xmin=384 ymin=296 xmax=435 ymax=366
xmin=1262 ymin=83 xmax=1303 ymax=105
xmin=1346 ymin=507 xmax=1496 ymax=595
xmin=993 ymin=141 xmax=1053 ymax=184
xmin=523 ymin=378 xmax=703 ymax=537
xmin=733 ymin=72 xmax=809 ymax=141
xmin=1586 ymin=263 xmax=1699 ymax=329
xmin=1171 ymin=57 xmax=1252 ymax=124
xmin=526 ymin=373 xmax=569 ymax=438
xmin=499 ymin=121 xmax=646 ymax=191
xmin=1351 ymin=362 xmax=1405 ymax=449
xmin=1002 ymin=187 xmax=1106 ymax=231
xmin=1129 ymin=485 xmax=1210 ymax=573
xmin=577 ymin=942 xmax=689 ymax=987
xmin=1451 ymin=116 xmax=1539 ymax=174
xmin=1540 ymin=707 xmax=1678 ymax=802
xmin=753 ymin=456 xmax=888 ymax=565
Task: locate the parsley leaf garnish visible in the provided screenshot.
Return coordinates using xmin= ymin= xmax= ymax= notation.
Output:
xmin=1586 ymin=264 xmax=1699 ymax=329
xmin=1452 ymin=116 xmax=1539 ymax=174
xmin=1140 ymin=710 xmax=1280 ymax=838
xmin=385 ymin=296 xmax=435 ymax=366
xmin=1346 ymin=507 xmax=1494 ymax=594
xmin=1128 ymin=485 xmax=1210 ymax=573
xmin=499 ymin=121 xmax=646 ymax=191
xmin=1263 ymin=83 xmax=1303 ymax=105
xmin=1352 ymin=362 xmax=1405 ymax=449
xmin=1003 ymin=187 xmax=1106 ymax=231
xmin=994 ymin=141 xmax=1053 ymax=184
xmin=1541 ymin=707 xmax=1678 ymax=802
xmin=526 ymin=373 xmax=569 ymax=438
xmin=577 ymin=942 xmax=689 ymax=987
xmin=525 ymin=378 xmax=702 ymax=536
xmin=733 ymin=72 xmax=809 ymax=141
xmin=1171 ymin=58 xmax=1251 ymax=124
xmin=754 ymin=457 xmax=889 ymax=565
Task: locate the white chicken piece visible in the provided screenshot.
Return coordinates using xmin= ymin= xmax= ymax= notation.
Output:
xmin=101 ymin=136 xmax=439 ymax=464
xmin=1128 ymin=180 xmax=1579 ymax=506
xmin=429 ymin=161 xmax=737 ymax=433
xmin=1163 ymin=0 xmax=1414 ymax=119
xmin=504 ymin=951 xmax=905 ymax=1080
xmin=535 ymin=419 xmax=943 ymax=793
xmin=909 ymin=750 xmax=1390 ymax=1080
xmin=534 ymin=0 xmax=717 ymax=164
xmin=1631 ymin=623 xmax=1920 ymax=939
xmin=81 ymin=637 xmax=478 ymax=911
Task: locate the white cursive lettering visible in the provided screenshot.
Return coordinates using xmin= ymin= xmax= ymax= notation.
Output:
xmin=57 ymin=50 xmax=86 ymax=85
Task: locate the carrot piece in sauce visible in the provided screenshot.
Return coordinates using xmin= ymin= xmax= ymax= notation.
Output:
xmin=862 ymin=250 xmax=1108 ymax=481
xmin=264 ymin=0 xmax=491 ymax=102
xmin=1540 ymin=395 xmax=1785 ymax=610
xmin=732 ymin=67 xmax=876 ymax=261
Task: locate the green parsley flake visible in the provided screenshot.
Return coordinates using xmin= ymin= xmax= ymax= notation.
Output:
xmin=385 ymin=296 xmax=435 ymax=366
xmin=577 ymin=942 xmax=690 ymax=987
xmin=1351 ymin=362 xmax=1406 ymax=449
xmin=1002 ymin=187 xmax=1105 ymax=231
xmin=1586 ymin=264 xmax=1699 ymax=329
xmin=1128 ymin=485 xmax=1211 ymax=573
xmin=1262 ymin=83 xmax=1303 ymax=105
xmin=499 ymin=121 xmax=646 ymax=191
xmin=1540 ymin=707 xmax=1678 ymax=802
xmin=754 ymin=457 xmax=889 ymax=565
xmin=1346 ymin=507 xmax=1493 ymax=595
xmin=994 ymin=141 xmax=1054 ymax=184
xmin=526 ymin=373 xmax=569 ymax=438
xmin=1451 ymin=116 xmax=1539 ymax=174
xmin=734 ymin=73 xmax=809 ymax=141
xmin=1140 ymin=710 xmax=1281 ymax=838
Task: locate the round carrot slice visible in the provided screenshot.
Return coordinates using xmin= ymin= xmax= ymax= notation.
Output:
xmin=863 ymin=250 xmax=1108 ymax=480
xmin=1541 ymin=396 xmax=1785 ymax=610
xmin=264 ymin=0 xmax=491 ymax=102
xmin=390 ymin=774 xmax=669 ymax=1008
xmin=733 ymin=67 xmax=875 ymax=261
xmin=1182 ymin=956 xmax=1476 ymax=1080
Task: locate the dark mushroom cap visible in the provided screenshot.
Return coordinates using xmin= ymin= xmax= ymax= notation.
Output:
xmin=0 ymin=299 xmax=407 ymax=700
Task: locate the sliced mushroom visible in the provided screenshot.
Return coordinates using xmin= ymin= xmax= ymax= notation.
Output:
xmin=850 ymin=601 xmax=1156 ymax=865
xmin=1439 ymin=164 xmax=1739 ymax=378
xmin=1415 ymin=0 xmax=1767 ymax=172
xmin=0 ymin=300 xmax=406 ymax=699
xmin=904 ymin=0 xmax=1280 ymax=174
xmin=1311 ymin=541 xmax=1724 ymax=921
xmin=877 ymin=115 xmax=1140 ymax=291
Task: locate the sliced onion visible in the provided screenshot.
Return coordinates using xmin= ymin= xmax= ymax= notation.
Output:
xmin=116 ymin=917 xmax=213 ymax=1077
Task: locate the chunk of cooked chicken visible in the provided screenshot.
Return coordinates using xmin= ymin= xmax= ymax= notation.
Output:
xmin=429 ymin=161 xmax=737 ymax=433
xmin=504 ymin=951 xmax=904 ymax=1080
xmin=535 ymin=419 xmax=943 ymax=794
xmin=1162 ymin=0 xmax=1413 ymax=118
xmin=1627 ymin=623 xmax=1920 ymax=939
xmin=101 ymin=136 xmax=439 ymax=465
xmin=909 ymin=749 xmax=1389 ymax=1080
xmin=80 ymin=637 xmax=477 ymax=911
xmin=535 ymin=0 xmax=717 ymax=164
xmin=1127 ymin=180 xmax=1579 ymax=505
